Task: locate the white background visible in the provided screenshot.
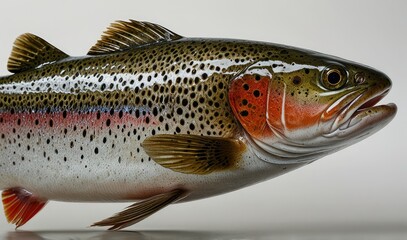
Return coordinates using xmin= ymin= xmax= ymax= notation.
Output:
xmin=0 ymin=0 xmax=405 ymax=236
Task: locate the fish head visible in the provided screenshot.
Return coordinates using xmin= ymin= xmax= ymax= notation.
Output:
xmin=229 ymin=49 xmax=397 ymax=164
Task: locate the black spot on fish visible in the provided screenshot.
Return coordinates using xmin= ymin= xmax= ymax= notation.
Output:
xmin=293 ymin=76 xmax=301 ymax=85
xmin=177 ymin=108 xmax=183 ymax=115
xmin=240 ymin=110 xmax=249 ymax=117
xmin=182 ymin=99 xmax=188 ymax=107
xmin=253 ymin=90 xmax=260 ymax=97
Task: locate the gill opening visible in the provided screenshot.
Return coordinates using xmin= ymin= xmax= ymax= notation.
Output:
xmin=319 ymin=88 xmax=366 ymax=135
xmin=266 ymin=80 xmax=304 ymax=145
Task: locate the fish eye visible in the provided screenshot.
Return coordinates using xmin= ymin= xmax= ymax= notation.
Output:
xmin=321 ymin=67 xmax=347 ymax=90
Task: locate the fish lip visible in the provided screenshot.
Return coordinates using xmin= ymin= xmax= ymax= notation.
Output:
xmin=344 ymin=102 xmax=397 ymax=129
xmin=347 ymin=88 xmax=389 ymax=121
xmin=326 ymin=85 xmax=397 ymax=137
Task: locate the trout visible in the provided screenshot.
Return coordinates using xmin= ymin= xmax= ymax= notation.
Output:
xmin=0 ymin=20 xmax=397 ymax=230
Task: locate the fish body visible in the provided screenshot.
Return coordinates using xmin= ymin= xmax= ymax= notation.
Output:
xmin=0 ymin=38 xmax=295 ymax=202
xmin=0 ymin=20 xmax=397 ymax=229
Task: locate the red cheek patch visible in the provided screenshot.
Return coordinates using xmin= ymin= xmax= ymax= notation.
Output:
xmin=229 ymin=74 xmax=273 ymax=138
xmin=267 ymin=82 xmax=327 ymax=131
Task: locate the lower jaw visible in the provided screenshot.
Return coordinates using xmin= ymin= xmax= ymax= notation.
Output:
xmin=337 ymin=103 xmax=397 ymax=138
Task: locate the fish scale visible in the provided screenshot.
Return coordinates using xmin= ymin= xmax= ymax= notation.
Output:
xmin=0 ymin=19 xmax=396 ymax=230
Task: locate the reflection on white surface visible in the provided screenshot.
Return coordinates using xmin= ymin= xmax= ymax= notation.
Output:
xmin=2 ymin=224 xmax=407 ymax=240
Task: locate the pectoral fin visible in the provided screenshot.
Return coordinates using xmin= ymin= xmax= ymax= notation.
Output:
xmin=142 ymin=134 xmax=246 ymax=175
xmin=92 ymin=189 xmax=188 ymax=230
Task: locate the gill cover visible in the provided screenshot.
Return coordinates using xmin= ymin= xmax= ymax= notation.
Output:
xmin=229 ymin=62 xmax=293 ymax=164
xmin=229 ymin=62 xmax=274 ymax=140
xmin=229 ymin=61 xmax=329 ymax=165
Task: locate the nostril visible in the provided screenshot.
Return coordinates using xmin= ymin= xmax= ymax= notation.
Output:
xmin=354 ymin=72 xmax=366 ymax=84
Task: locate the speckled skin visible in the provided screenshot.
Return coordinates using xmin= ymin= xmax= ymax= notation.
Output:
xmin=0 ymin=39 xmax=288 ymax=202
xmin=0 ymin=37 xmax=396 ymax=203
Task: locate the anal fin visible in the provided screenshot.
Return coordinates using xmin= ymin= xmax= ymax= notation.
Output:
xmin=2 ymin=188 xmax=48 ymax=228
xmin=92 ymin=189 xmax=188 ymax=230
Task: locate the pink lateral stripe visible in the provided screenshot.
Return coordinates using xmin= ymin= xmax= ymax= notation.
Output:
xmin=0 ymin=110 xmax=158 ymax=133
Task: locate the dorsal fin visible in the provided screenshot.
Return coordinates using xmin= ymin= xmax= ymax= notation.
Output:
xmin=7 ymin=33 xmax=69 ymax=73
xmin=88 ymin=19 xmax=183 ymax=55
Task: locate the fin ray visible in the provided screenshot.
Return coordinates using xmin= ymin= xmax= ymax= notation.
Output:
xmin=142 ymin=134 xmax=245 ymax=175
xmin=7 ymin=33 xmax=69 ymax=73
xmin=92 ymin=189 xmax=188 ymax=230
xmin=88 ymin=19 xmax=183 ymax=55
xmin=2 ymin=188 xmax=48 ymax=228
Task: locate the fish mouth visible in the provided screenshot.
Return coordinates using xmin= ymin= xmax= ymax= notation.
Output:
xmin=326 ymin=85 xmax=397 ymax=138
